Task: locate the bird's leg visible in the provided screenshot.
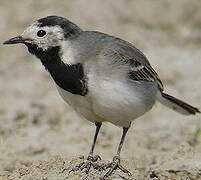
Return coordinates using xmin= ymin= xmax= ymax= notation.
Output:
xmin=83 ymin=121 xmax=102 ymax=173
xmin=101 ymin=126 xmax=132 ymax=179
xmin=70 ymin=122 xmax=102 ymax=173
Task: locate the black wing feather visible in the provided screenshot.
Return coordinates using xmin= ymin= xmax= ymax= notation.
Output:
xmin=102 ymin=37 xmax=164 ymax=91
xmin=129 ymin=61 xmax=164 ymax=91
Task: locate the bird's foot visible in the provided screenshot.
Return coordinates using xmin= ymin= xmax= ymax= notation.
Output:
xmin=70 ymin=154 xmax=102 ymax=174
xmin=101 ymin=156 xmax=131 ymax=180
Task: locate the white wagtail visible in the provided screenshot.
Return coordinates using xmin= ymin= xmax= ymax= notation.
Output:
xmin=3 ymin=16 xmax=200 ymax=179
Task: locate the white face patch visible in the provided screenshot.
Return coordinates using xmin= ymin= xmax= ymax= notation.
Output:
xmin=60 ymin=40 xmax=77 ymax=65
xmin=21 ymin=22 xmax=65 ymax=51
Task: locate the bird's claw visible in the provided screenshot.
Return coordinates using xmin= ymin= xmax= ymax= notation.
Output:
xmin=87 ymin=154 xmax=101 ymax=161
xmin=101 ymin=156 xmax=131 ymax=179
xmin=69 ymin=154 xmax=102 ymax=174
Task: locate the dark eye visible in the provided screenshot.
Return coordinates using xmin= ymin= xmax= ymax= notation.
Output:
xmin=37 ymin=30 xmax=46 ymax=37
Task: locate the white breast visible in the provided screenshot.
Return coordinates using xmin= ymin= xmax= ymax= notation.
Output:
xmin=56 ymin=86 xmax=103 ymax=123
xmin=55 ymin=53 xmax=158 ymax=127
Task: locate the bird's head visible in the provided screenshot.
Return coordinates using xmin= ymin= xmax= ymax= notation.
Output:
xmin=3 ymin=16 xmax=82 ymax=60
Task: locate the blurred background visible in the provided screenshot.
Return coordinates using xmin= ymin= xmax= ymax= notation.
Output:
xmin=0 ymin=0 xmax=201 ymax=179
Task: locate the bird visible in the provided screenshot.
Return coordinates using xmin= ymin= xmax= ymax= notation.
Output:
xmin=3 ymin=15 xmax=200 ymax=179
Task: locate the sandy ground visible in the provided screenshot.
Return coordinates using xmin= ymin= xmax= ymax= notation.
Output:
xmin=0 ymin=0 xmax=201 ymax=179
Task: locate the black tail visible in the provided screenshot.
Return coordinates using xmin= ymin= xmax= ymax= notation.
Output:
xmin=158 ymin=92 xmax=200 ymax=115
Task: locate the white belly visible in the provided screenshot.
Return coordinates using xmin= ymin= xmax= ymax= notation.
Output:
xmin=88 ymin=78 xmax=158 ymax=127
xmin=56 ymin=77 xmax=158 ymax=128
xmin=56 ymin=86 xmax=103 ymax=123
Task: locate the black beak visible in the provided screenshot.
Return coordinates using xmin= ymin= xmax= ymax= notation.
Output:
xmin=3 ymin=36 xmax=27 ymax=45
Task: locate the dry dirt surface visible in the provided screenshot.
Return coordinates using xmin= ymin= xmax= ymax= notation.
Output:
xmin=0 ymin=0 xmax=201 ymax=180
